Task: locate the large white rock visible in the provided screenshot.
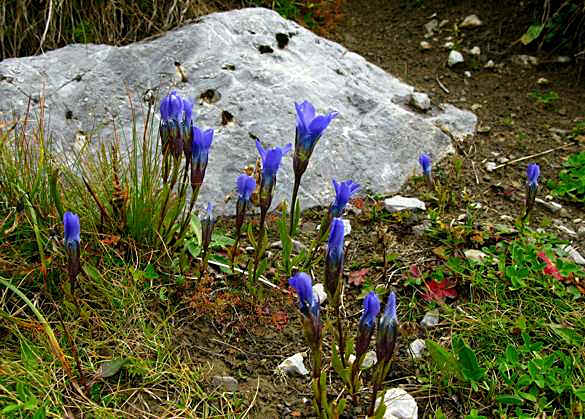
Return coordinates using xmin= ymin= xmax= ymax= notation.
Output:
xmin=375 ymin=388 xmax=418 ymax=419
xmin=0 ymin=8 xmax=475 ymax=214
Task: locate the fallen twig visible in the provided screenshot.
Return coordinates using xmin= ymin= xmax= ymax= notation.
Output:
xmin=436 ymin=74 xmax=450 ymax=94
xmin=493 ymin=144 xmax=571 ymax=170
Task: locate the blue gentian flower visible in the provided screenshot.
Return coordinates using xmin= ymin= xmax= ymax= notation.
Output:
xmin=237 ymin=174 xmax=256 ymax=202
xmin=190 ymin=126 xmax=214 ymax=191
xmin=526 ymin=163 xmax=540 ymax=188
xmin=159 ymin=91 xmax=185 ymax=160
xmin=376 ymin=292 xmax=398 ymax=364
xmin=201 ymin=202 xmax=215 ymax=253
xmin=289 ymin=272 xmax=316 ymax=315
xmin=160 ymin=91 xmax=183 ymax=122
xmin=325 ymin=218 xmax=345 ymax=301
xmin=524 ymin=163 xmax=541 ymax=219
xmin=289 ymin=272 xmax=322 ymax=349
xmin=293 ymin=100 xmax=338 ymax=178
xmin=255 ymin=139 xmax=292 ymax=210
xmin=330 ymin=179 xmax=360 ymax=218
xmin=64 ymin=211 xmax=81 ymax=289
xmin=355 ymin=291 xmax=380 ymax=357
xmin=235 ymin=174 xmax=256 ymax=235
xmin=64 ymin=211 xmax=80 ymax=250
xmin=419 ymin=153 xmax=431 ymax=175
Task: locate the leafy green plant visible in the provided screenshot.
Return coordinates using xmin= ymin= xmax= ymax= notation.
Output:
xmin=548 ymin=151 xmax=585 ymax=203
xmin=528 ymin=90 xmax=560 ymax=107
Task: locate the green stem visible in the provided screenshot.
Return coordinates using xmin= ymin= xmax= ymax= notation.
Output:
xmin=289 ymin=177 xmax=301 ymax=237
xmin=252 ymin=209 xmax=267 ymax=282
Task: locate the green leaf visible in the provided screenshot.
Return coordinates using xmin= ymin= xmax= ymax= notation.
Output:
xmin=190 ymin=215 xmax=202 ymax=246
xmin=549 ymin=324 xmax=584 ymax=346
xmin=520 ymin=24 xmax=544 ymax=45
xmin=426 ymin=339 xmax=462 ymax=380
xmin=505 ymin=345 xmax=519 ymax=365
xmin=98 ymin=358 xmax=128 ymax=378
xmin=453 ymin=335 xmax=486 ymax=382
xmin=496 ymin=394 xmax=524 ymax=405
xmin=83 ymin=264 xmax=101 ymax=282
xmin=575 ymin=386 xmax=585 ymax=401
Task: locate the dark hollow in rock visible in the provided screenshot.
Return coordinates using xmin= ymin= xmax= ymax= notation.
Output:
xmin=276 ymin=33 xmax=289 ymax=49
xmin=200 ymin=89 xmax=221 ymax=104
xmin=257 ymin=45 xmax=274 ymax=54
xmin=65 ymin=110 xmax=73 ymax=120
xmin=222 ymin=64 xmax=236 ymax=71
xmin=221 ymin=110 xmax=234 ymax=125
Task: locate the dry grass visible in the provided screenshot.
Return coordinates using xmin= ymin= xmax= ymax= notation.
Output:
xmin=0 ymin=0 xmax=227 ymax=60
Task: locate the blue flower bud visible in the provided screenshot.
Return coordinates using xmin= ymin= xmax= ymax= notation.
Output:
xmin=190 ymin=126 xmax=213 ymax=191
xmin=376 ymin=292 xmax=398 ymax=364
xmin=289 ymin=272 xmax=321 ymax=348
xmin=201 ymin=202 xmax=215 ymax=252
xmin=330 ymin=179 xmax=360 ymax=218
xmin=255 ymin=139 xmax=292 ymax=210
xmin=526 ymin=163 xmax=540 ymax=188
xmin=237 ymin=174 xmax=256 ymax=202
xmin=64 ymin=211 xmax=80 ymax=251
xmin=355 ymin=291 xmax=380 ymax=357
xmin=325 ymin=218 xmax=344 ymax=300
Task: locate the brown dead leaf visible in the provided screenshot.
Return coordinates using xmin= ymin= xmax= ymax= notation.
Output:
xmin=349 ymin=268 xmax=369 ymax=286
xmin=271 ymin=311 xmax=289 ymax=331
xmin=100 ymin=235 xmax=121 ymax=246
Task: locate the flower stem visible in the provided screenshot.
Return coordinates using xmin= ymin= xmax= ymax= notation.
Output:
xmin=334 ymin=304 xmax=347 ymax=368
xmin=289 ymin=177 xmax=301 ymax=237
xmin=252 ymin=208 xmax=267 ymax=282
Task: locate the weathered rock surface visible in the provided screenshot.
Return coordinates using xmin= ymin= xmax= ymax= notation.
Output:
xmin=0 ymin=8 xmax=476 ymax=214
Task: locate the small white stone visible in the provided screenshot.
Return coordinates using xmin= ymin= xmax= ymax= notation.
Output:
xmin=384 ymin=196 xmax=426 ymax=212
xmin=537 ymin=77 xmax=550 ymax=86
xmin=562 ymin=245 xmax=585 ymax=265
xmin=277 ymin=353 xmax=309 ymax=376
xmin=500 ymin=215 xmax=514 ymax=222
xmin=424 ymin=19 xmax=439 ymax=35
xmin=464 ymin=71 xmax=472 ymax=78
xmin=439 ymin=19 xmax=449 ymax=28
xmin=464 ymin=249 xmax=488 ymax=262
xmin=448 ymin=50 xmax=464 ymax=67
xmin=410 ymin=92 xmax=431 ymax=111
xmin=420 ymin=41 xmax=432 ymax=50
xmin=578 ymin=226 xmax=585 ymax=238
xmin=470 ymin=202 xmax=482 ymax=210
xmin=342 ymin=218 xmax=351 ymax=236
xmin=443 ymin=41 xmax=455 ymax=49
xmin=312 ymin=283 xmax=327 ymax=305
xmin=470 ymin=46 xmax=481 ymax=56
xmin=362 ymin=351 xmax=377 ymax=369
xmin=421 ymin=310 xmax=439 ymax=328
xmin=471 ymin=103 xmax=482 ymax=111
xmin=409 ymin=339 xmax=426 ymax=359
xmin=574 ymin=218 xmax=582 ymax=224
xmin=484 ymin=60 xmax=495 ymax=69
xmin=375 ymin=388 xmax=419 ymax=419
xmin=485 ymin=162 xmax=497 ymax=172
xmin=497 ymin=157 xmax=509 ymax=164
xmin=460 ymin=14 xmax=483 ymax=28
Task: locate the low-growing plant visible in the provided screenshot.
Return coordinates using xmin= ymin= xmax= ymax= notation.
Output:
xmin=548 ymin=151 xmax=585 ymax=203
xmin=528 ymin=89 xmax=560 ymax=107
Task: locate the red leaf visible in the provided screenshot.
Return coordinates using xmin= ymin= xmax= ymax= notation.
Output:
xmin=349 ymin=268 xmax=369 ymax=286
xmin=422 ymin=279 xmax=457 ymax=302
xmin=409 ymin=264 xmax=421 ymax=278
xmin=537 ymin=252 xmax=566 ymax=281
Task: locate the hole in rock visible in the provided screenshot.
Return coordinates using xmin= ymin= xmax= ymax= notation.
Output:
xmin=221 ymin=110 xmax=234 ymax=125
xmin=257 ymin=45 xmax=274 ymax=54
xmin=200 ymin=89 xmax=221 ymax=104
xmin=65 ymin=110 xmax=73 ymax=120
xmin=222 ymin=64 xmax=236 ymax=71
xmin=276 ymin=33 xmax=289 ymax=49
